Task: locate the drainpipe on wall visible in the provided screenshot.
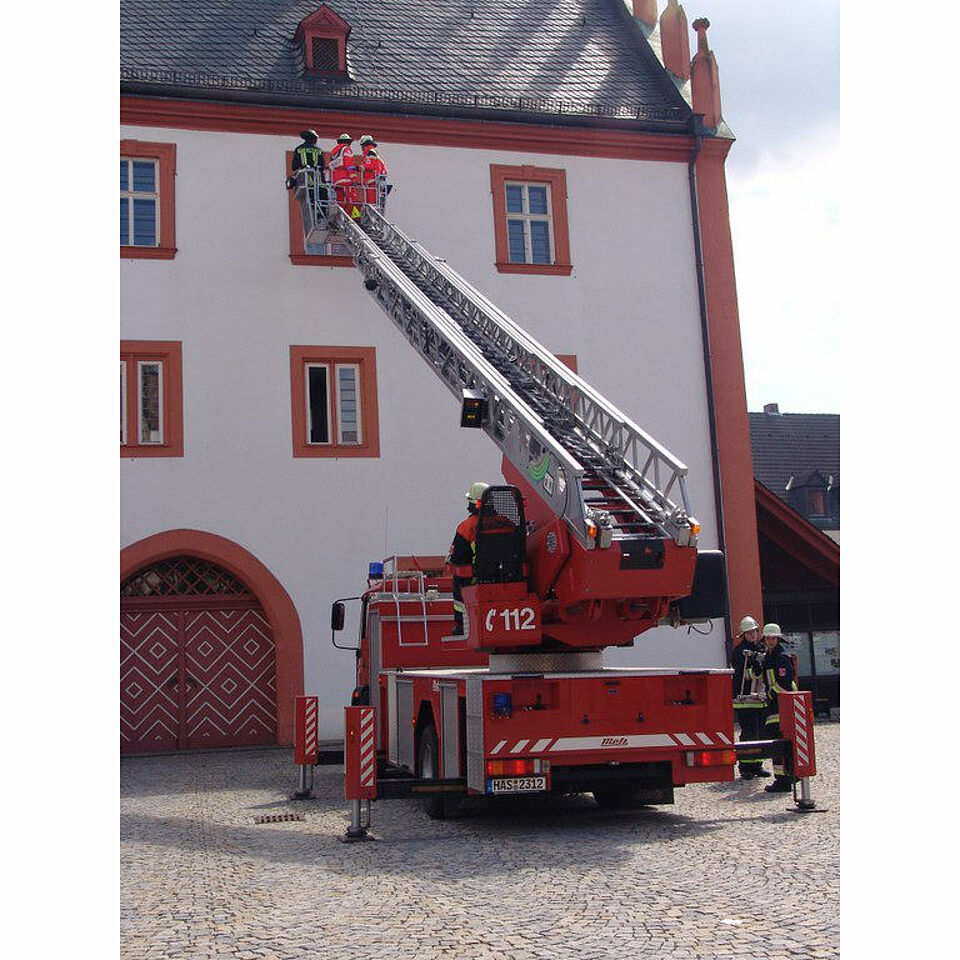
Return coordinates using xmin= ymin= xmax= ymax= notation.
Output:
xmin=686 ymin=118 xmax=733 ymax=664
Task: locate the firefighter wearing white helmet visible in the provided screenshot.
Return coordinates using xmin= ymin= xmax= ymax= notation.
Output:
xmin=731 ymin=614 xmax=770 ymax=780
xmin=760 ymin=623 xmax=799 ymax=793
xmin=466 ymin=481 xmax=489 ymax=503
xmin=446 ymin=483 xmax=490 ymax=636
xmin=328 ymin=133 xmax=359 ymax=207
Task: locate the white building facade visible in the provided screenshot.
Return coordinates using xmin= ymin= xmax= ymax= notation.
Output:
xmin=121 ymin=0 xmax=761 ymax=750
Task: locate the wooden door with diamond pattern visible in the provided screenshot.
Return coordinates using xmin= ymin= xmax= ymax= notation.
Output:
xmin=121 ymin=557 xmax=278 ymax=754
xmin=181 ymin=604 xmax=276 ymax=749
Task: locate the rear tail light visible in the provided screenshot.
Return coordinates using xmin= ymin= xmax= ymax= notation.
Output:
xmin=486 ymin=758 xmax=550 ymax=776
xmin=685 ymin=749 xmax=736 ymax=768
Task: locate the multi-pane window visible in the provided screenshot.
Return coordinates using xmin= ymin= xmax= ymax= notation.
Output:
xmin=120 ymin=141 xmax=176 ymax=259
xmin=305 ymin=361 xmax=362 ymax=446
xmin=505 ymin=182 xmax=554 ymax=265
xmin=121 ymin=342 xmax=183 ymax=457
xmin=291 ymin=347 xmax=380 ymax=458
xmin=336 ymin=364 xmax=361 ymax=443
xmin=490 ymin=164 xmax=572 ymax=276
xmin=120 ymin=158 xmax=159 ymax=247
xmin=137 ymin=361 xmax=164 ymax=443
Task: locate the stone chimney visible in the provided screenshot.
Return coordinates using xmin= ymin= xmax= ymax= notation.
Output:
xmin=659 ymin=0 xmax=690 ymax=81
xmin=691 ymin=17 xmax=724 ymax=128
xmin=763 ymin=403 xmax=781 ymax=415
xmin=632 ymin=0 xmax=658 ymax=26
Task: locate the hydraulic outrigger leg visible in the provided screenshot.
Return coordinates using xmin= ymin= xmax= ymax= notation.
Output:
xmin=342 ymin=706 xmax=378 ymax=842
xmin=735 ymin=691 xmax=821 ymax=812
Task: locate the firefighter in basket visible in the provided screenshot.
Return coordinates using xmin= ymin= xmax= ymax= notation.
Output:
xmin=287 ymin=130 xmax=330 ymax=220
xmin=760 ymin=623 xmax=799 ymax=793
xmin=731 ymin=615 xmax=771 ymax=780
xmin=328 ymin=133 xmax=361 ymax=212
xmin=358 ymin=135 xmax=390 ymax=213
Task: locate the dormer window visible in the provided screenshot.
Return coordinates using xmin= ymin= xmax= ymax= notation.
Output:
xmin=296 ymin=5 xmax=351 ymax=77
xmin=784 ymin=470 xmax=838 ymax=523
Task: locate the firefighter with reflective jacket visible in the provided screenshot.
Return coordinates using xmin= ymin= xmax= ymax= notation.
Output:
xmin=288 ymin=130 xmax=328 ymax=218
xmin=358 ymin=135 xmax=388 ymax=211
xmin=328 ymin=133 xmax=360 ymax=211
xmin=731 ymin=615 xmax=771 ymax=780
xmin=760 ymin=622 xmax=799 ymax=793
xmin=358 ymin=134 xmax=376 ymax=160
xmin=447 ymin=482 xmax=489 ymax=636
xmin=291 ymin=130 xmax=325 ymax=179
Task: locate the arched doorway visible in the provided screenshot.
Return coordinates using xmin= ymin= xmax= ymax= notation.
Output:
xmin=121 ymin=529 xmax=303 ymax=749
xmin=121 ymin=556 xmax=278 ymax=753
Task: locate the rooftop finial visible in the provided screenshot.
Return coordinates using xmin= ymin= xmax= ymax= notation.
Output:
xmin=692 ymin=17 xmax=710 ymax=55
xmin=690 ymin=16 xmax=723 ymax=129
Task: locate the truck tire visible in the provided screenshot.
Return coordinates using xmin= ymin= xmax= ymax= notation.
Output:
xmin=417 ymin=725 xmax=448 ymax=820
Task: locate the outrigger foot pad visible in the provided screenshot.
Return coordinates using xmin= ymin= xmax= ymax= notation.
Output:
xmin=341 ymin=829 xmax=377 ymax=843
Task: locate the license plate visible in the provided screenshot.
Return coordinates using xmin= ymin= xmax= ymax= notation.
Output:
xmin=486 ymin=776 xmax=547 ymax=795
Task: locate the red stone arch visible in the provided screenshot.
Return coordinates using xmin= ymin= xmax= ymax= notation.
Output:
xmin=121 ymin=529 xmax=303 ymax=744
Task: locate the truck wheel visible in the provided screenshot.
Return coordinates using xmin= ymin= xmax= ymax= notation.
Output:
xmin=417 ymin=725 xmax=448 ymax=820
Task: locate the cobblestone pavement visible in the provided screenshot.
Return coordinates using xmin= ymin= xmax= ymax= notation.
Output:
xmin=121 ymin=722 xmax=839 ymax=960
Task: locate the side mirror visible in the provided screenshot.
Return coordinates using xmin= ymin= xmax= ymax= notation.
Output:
xmin=331 ymin=601 xmax=345 ymax=632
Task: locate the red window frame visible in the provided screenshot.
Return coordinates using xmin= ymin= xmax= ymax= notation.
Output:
xmin=120 ymin=140 xmax=177 ymax=260
xmin=286 ymin=150 xmax=353 ymax=267
xmin=290 ymin=346 xmax=380 ymax=458
xmin=121 ymin=341 xmax=183 ymax=458
xmin=490 ymin=164 xmax=572 ymax=276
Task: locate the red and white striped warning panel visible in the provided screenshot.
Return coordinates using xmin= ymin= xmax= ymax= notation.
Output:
xmin=778 ymin=690 xmax=817 ymax=778
xmin=294 ymin=695 xmax=319 ymax=765
xmin=487 ymin=731 xmax=733 ymax=755
xmin=344 ymin=706 xmax=378 ymax=800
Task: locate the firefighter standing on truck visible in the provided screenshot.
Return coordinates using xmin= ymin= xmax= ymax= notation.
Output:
xmin=760 ymin=622 xmax=799 ymax=793
xmin=731 ymin=615 xmax=771 ymax=780
xmin=447 ymin=482 xmax=489 ymax=636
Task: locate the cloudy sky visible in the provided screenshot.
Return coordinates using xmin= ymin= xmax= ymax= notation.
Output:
xmin=668 ymin=0 xmax=841 ymax=415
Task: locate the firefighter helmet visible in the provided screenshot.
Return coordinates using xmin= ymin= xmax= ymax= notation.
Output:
xmin=465 ymin=481 xmax=489 ymax=504
xmin=738 ymin=616 xmax=758 ymax=634
xmin=761 ymin=623 xmax=783 ymax=639
xmin=337 ymin=133 xmax=353 ymax=142
xmin=359 ymin=134 xmax=375 ymax=146
xmin=300 ymin=129 xmax=319 ymax=143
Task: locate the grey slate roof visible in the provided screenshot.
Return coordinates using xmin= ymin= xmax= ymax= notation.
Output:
xmin=749 ymin=410 xmax=840 ymax=499
xmin=120 ymin=0 xmax=693 ymax=127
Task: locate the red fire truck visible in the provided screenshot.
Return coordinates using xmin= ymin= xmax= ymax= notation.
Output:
xmin=288 ymin=176 xmax=818 ymax=835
